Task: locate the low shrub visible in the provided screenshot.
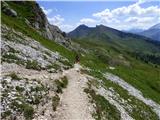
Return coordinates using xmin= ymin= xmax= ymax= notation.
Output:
xmin=1 ymin=110 xmax=11 ymax=119
xmin=16 ymin=86 xmax=25 ymax=92
xmin=23 ymin=104 xmax=34 ymax=120
xmin=26 ymin=60 xmax=41 ymax=70
xmin=59 ymin=59 xmax=73 ymax=68
xmin=47 ymin=62 xmax=61 ymax=70
xmin=61 ymin=76 xmax=68 ymax=88
xmin=55 ymin=76 xmax=68 ymax=93
xmin=9 ymin=72 xmax=21 ymax=80
xmin=52 ymin=95 xmax=60 ymax=111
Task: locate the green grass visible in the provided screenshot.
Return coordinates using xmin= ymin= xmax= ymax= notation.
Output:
xmin=61 ymin=76 xmax=68 ymax=88
xmin=103 ymin=79 xmax=159 ymax=120
xmin=9 ymin=72 xmax=21 ymax=80
xmin=55 ymin=76 xmax=68 ymax=93
xmin=59 ymin=59 xmax=73 ymax=68
xmin=26 ymin=60 xmax=41 ymax=70
xmin=2 ymin=53 xmax=25 ymax=65
xmin=5 ymin=1 xmax=35 ymax=20
xmin=2 ymin=53 xmax=19 ymax=61
xmin=1 ymin=110 xmax=12 ymax=119
xmin=46 ymin=62 xmax=61 ymax=70
xmin=16 ymin=86 xmax=25 ymax=92
xmin=23 ymin=104 xmax=34 ymax=120
xmin=84 ymin=87 xmax=121 ymax=120
xmin=109 ymin=60 xmax=160 ymax=104
xmin=52 ymin=95 xmax=60 ymax=111
xmin=10 ymin=100 xmax=34 ymax=120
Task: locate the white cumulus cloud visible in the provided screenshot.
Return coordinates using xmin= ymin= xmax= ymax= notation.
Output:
xmin=60 ymin=24 xmax=75 ymax=32
xmin=48 ymin=15 xmax=74 ymax=32
xmin=125 ymin=17 xmax=154 ymax=23
xmin=76 ymin=18 xmax=98 ymax=27
xmin=48 ymin=15 xmax=64 ymax=26
xmin=92 ymin=0 xmax=160 ymax=30
xmin=80 ymin=18 xmax=97 ymax=24
xmin=41 ymin=6 xmax=53 ymax=15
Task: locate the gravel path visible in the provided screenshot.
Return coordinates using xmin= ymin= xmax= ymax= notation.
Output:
xmin=54 ymin=64 xmax=94 ymax=120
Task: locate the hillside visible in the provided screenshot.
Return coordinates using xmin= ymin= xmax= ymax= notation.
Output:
xmin=69 ymin=24 xmax=160 ymax=53
xmin=1 ymin=1 xmax=160 ymax=120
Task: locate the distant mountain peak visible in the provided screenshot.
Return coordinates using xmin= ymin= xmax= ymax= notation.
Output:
xmin=138 ymin=23 xmax=160 ymax=41
xmin=124 ymin=28 xmax=145 ymax=34
xmin=149 ymin=23 xmax=160 ymax=30
xmin=77 ymin=24 xmax=89 ymax=29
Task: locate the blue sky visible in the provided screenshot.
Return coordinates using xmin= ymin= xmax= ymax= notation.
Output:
xmin=37 ymin=0 xmax=160 ymax=32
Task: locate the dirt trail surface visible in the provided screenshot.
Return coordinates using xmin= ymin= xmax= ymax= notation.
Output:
xmin=54 ymin=64 xmax=94 ymax=120
xmin=1 ymin=63 xmax=94 ymax=120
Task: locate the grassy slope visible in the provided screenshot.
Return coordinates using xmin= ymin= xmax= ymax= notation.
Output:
xmin=5 ymin=1 xmax=35 ymax=19
xmin=83 ymin=72 xmax=159 ymax=120
xmin=76 ymin=39 xmax=160 ymax=105
xmin=110 ymin=61 xmax=160 ymax=104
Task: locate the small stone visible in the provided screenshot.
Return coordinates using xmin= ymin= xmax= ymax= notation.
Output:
xmin=3 ymin=7 xmax=17 ymax=17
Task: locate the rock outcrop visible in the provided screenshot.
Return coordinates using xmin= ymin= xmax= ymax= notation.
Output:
xmin=24 ymin=1 xmax=71 ymax=47
xmin=2 ymin=1 xmax=71 ymax=47
xmin=2 ymin=1 xmax=17 ymax=17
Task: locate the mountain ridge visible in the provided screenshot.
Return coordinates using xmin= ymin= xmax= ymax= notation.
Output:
xmin=124 ymin=23 xmax=160 ymax=41
xmin=68 ymin=24 xmax=160 ymax=54
xmin=149 ymin=23 xmax=160 ymax=30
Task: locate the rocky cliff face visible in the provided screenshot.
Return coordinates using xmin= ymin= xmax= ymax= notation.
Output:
xmin=2 ymin=1 xmax=71 ymax=47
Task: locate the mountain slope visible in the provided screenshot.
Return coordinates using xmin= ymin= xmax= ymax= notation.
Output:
xmin=124 ymin=28 xmax=144 ymax=34
xmin=139 ymin=23 xmax=160 ymax=41
xmin=149 ymin=23 xmax=160 ymax=29
xmin=69 ymin=24 xmax=160 ymax=54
